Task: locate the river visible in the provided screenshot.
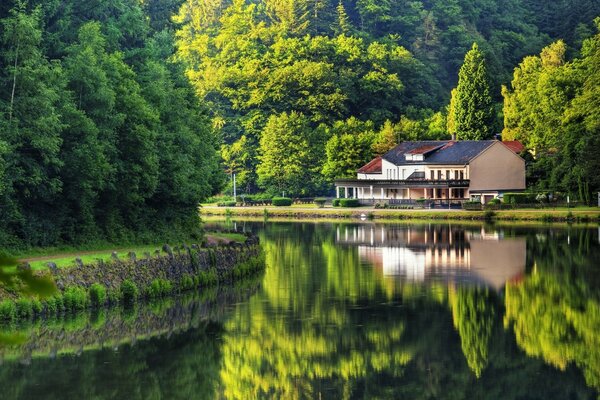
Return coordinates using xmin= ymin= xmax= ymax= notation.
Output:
xmin=0 ymin=220 xmax=599 ymax=399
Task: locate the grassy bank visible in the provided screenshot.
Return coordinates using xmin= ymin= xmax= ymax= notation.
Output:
xmin=9 ymin=232 xmax=246 ymax=271
xmin=201 ymin=205 xmax=600 ymax=223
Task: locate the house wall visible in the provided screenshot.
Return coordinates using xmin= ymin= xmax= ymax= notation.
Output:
xmin=468 ymin=142 xmax=526 ymax=193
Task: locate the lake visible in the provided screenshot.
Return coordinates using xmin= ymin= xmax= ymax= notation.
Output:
xmin=0 ymin=220 xmax=599 ymax=399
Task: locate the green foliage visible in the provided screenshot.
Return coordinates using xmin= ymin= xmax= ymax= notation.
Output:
xmin=503 ymin=193 xmax=538 ymax=204
xmin=146 ymin=279 xmax=173 ymax=298
xmin=272 ymin=197 xmax=293 ymax=207
xmin=257 ymin=112 xmax=326 ymax=196
xmin=120 ymin=280 xmax=139 ymax=304
xmin=89 ymin=283 xmax=107 ymax=307
xmin=314 ymin=198 xmax=327 ymax=208
xmin=63 ymin=287 xmax=88 ymax=311
xmin=332 ymin=199 xmax=341 ymax=207
xmin=0 ymin=300 xmax=16 ymax=321
xmin=338 ymin=199 xmax=360 ymax=207
xmin=0 ymin=2 xmax=221 ymax=248
xmin=451 ymin=43 xmax=495 ymax=140
xmin=502 ymin=31 xmax=600 ymax=201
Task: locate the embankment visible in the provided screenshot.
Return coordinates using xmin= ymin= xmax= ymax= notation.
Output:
xmin=202 ymin=206 xmax=600 ymax=223
xmin=0 ymin=233 xmax=264 ymax=322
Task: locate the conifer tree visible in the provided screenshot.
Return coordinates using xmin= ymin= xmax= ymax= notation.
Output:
xmin=452 ymin=43 xmax=495 ymax=140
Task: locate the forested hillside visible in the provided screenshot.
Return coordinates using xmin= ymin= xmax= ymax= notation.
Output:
xmin=0 ymin=0 xmax=598 ymax=246
xmin=174 ymin=0 xmax=599 ymax=196
xmin=0 ymin=0 xmax=223 ymax=247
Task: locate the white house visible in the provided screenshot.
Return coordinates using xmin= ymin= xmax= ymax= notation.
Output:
xmin=334 ymin=140 xmax=526 ymax=204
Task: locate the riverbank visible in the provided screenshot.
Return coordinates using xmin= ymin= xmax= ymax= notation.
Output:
xmin=201 ymin=205 xmax=600 ymax=223
xmin=0 ymin=233 xmax=264 ymax=323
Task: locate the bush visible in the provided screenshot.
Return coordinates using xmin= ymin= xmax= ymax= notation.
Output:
xmin=89 ymin=283 xmax=107 ymax=306
xmin=121 ymin=280 xmax=139 ymax=303
xmin=181 ymin=275 xmax=195 ymax=291
xmin=63 ymin=286 xmax=88 ymax=311
xmin=314 ymin=198 xmax=327 ymax=208
xmin=205 ymin=195 xmax=234 ymax=204
xmin=16 ymin=298 xmax=34 ymax=318
xmin=218 ymin=201 xmax=237 ymax=207
xmin=272 ymin=197 xmax=293 ymax=206
xmin=146 ymin=279 xmax=173 ymax=298
xmin=45 ymin=295 xmax=64 ymax=314
xmin=338 ymin=199 xmax=360 ymax=207
xmin=0 ymin=300 xmax=16 ymax=320
xmin=503 ymin=193 xmax=537 ymax=204
xmin=332 ymin=199 xmax=341 ymax=207
xmin=462 ymin=201 xmax=482 ymax=211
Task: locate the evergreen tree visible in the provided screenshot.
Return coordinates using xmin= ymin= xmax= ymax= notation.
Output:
xmin=452 ymin=43 xmax=495 ymax=140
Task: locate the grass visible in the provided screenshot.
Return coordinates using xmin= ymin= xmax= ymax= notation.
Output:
xmin=201 ymin=204 xmax=600 ymax=222
xmin=12 ymin=233 xmax=246 ymax=271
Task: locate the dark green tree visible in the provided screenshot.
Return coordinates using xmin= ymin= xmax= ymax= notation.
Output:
xmin=451 ymin=43 xmax=495 ymax=140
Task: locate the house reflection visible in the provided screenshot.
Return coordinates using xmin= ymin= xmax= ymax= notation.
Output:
xmin=336 ymin=225 xmax=526 ymax=290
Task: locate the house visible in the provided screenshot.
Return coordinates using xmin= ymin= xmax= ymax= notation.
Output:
xmin=334 ymin=140 xmax=526 ymax=205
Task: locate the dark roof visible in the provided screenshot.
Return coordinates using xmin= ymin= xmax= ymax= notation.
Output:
xmin=502 ymin=141 xmax=525 ymax=154
xmin=382 ymin=141 xmax=496 ymax=166
xmin=358 ymin=156 xmax=382 ymax=174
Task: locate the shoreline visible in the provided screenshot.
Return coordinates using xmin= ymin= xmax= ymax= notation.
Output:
xmin=201 ymin=205 xmax=600 ymax=223
xmin=0 ymin=233 xmax=265 ymax=323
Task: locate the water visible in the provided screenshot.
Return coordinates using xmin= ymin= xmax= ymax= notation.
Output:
xmin=0 ymin=221 xmax=599 ymax=399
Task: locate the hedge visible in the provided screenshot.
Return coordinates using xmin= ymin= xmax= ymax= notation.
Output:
xmin=338 ymin=199 xmax=361 ymax=207
xmin=503 ymin=193 xmax=537 ymax=204
xmin=332 ymin=199 xmax=341 ymax=207
xmin=272 ymin=197 xmax=293 ymax=206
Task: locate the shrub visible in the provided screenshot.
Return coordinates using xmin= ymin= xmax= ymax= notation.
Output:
xmin=462 ymin=201 xmax=482 ymax=211
xmin=16 ymin=298 xmax=34 ymax=318
xmin=63 ymin=287 xmax=88 ymax=311
xmin=314 ymin=198 xmax=327 ymax=208
xmin=487 ymin=198 xmax=501 ymax=205
xmin=45 ymin=295 xmax=64 ymax=314
xmin=218 ymin=201 xmax=237 ymax=207
xmin=332 ymin=199 xmax=341 ymax=207
xmin=503 ymin=193 xmax=537 ymax=205
xmin=121 ymin=280 xmax=139 ymax=303
xmin=272 ymin=197 xmax=293 ymax=206
xmin=181 ymin=275 xmax=195 ymax=291
xmin=89 ymin=284 xmax=107 ymax=307
xmin=0 ymin=300 xmax=16 ymax=321
xmin=339 ymin=199 xmax=360 ymax=207
xmin=484 ymin=210 xmax=496 ymax=222
xmin=146 ymin=279 xmax=173 ymax=298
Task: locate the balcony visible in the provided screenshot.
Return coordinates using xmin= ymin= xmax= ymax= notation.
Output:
xmin=334 ymin=178 xmax=470 ymax=189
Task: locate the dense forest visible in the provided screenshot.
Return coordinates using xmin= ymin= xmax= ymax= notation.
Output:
xmin=174 ymin=0 xmax=600 ymax=199
xmin=1 ymin=0 xmax=599 ymax=246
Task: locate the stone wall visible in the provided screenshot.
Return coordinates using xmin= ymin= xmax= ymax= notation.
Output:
xmin=44 ymin=234 xmax=262 ymax=292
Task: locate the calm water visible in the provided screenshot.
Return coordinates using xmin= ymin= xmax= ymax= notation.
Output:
xmin=1 ymin=221 xmax=599 ymax=399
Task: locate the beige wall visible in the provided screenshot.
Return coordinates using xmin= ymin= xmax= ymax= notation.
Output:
xmin=468 ymin=142 xmax=525 ymax=192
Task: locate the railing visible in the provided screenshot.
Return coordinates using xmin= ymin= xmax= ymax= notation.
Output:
xmin=335 ymin=179 xmax=470 ymax=187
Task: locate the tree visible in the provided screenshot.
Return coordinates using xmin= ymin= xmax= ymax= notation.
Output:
xmin=257 ymin=112 xmax=325 ymax=195
xmin=451 ymin=43 xmax=495 ymax=140
xmin=322 ymin=117 xmax=376 ymax=179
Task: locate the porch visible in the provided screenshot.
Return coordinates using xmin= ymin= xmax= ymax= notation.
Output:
xmin=334 ymin=179 xmax=470 ymax=204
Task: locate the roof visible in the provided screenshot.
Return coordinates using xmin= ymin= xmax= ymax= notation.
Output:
xmin=382 ymin=141 xmax=496 ymax=166
xmin=358 ymin=156 xmax=382 ymax=174
xmin=502 ymin=141 xmax=525 ymax=154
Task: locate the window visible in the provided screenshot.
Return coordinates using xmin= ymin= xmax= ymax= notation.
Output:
xmin=446 ymin=170 xmax=450 ymax=180
xmin=437 ymin=170 xmax=442 ymax=180
xmin=430 ymin=170 xmax=435 ymax=180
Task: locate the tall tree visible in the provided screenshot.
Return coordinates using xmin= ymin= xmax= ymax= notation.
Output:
xmin=451 ymin=43 xmax=495 ymax=140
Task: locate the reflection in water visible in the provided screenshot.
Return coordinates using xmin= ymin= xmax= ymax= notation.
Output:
xmin=0 ymin=222 xmax=599 ymax=399
xmin=217 ymin=222 xmax=599 ymax=399
xmin=338 ymin=224 xmax=526 ymax=290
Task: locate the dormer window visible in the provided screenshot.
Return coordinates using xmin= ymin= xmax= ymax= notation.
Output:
xmin=405 ymin=153 xmax=424 ymax=161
